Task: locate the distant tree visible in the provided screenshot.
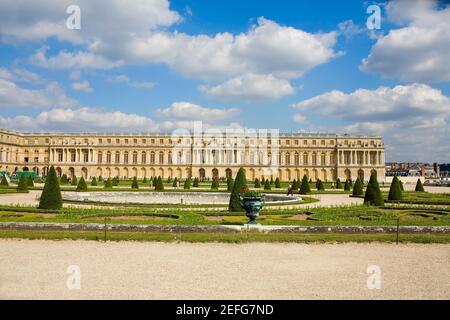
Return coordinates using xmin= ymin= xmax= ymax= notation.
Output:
xmin=91 ymin=176 xmax=98 ymax=186
xmin=352 ymin=177 xmax=364 ymax=196
xmin=167 ymin=176 xmax=172 ymax=183
xmin=60 ymin=174 xmax=68 ymax=184
xmin=27 ymin=176 xmax=34 ymax=187
xmin=155 ymin=176 xmax=164 ymax=191
xmin=388 ymin=175 xmax=403 ymax=201
xmin=71 ymin=176 xmax=78 ymax=186
xmin=131 ymin=176 xmax=139 ymax=189
xmin=0 ymin=175 xmax=8 ymax=187
xmin=309 ymin=178 xmax=313 ymax=184
xmin=292 ymin=179 xmax=298 ymax=191
xmin=254 ymin=178 xmax=261 ymax=188
xmin=226 ymin=177 xmax=234 ymax=191
xmin=415 ymin=179 xmax=425 ymax=192
xmin=299 ymin=174 xmax=311 ymax=195
xmin=17 ymin=173 xmax=28 ymax=191
xmin=228 ymin=168 xmax=247 ymax=212
xmin=349 ymin=179 xmax=354 ymax=188
xmin=172 ymin=177 xmax=178 ymax=187
xmin=264 ymin=179 xmax=271 ymax=190
xmin=316 ymin=179 xmax=325 ymax=191
xmin=211 ymin=178 xmax=220 ymax=190
xmin=98 ymin=176 xmax=103 ymax=183
xmin=336 ymin=178 xmax=343 ymax=189
xmin=399 ymin=180 xmax=404 ymax=191
xmin=193 ymin=177 xmax=199 ymax=187
xmin=364 ymin=171 xmax=384 ymax=206
xmin=270 ymin=177 xmax=274 ymax=185
xmin=112 ymin=176 xmax=119 ymax=186
xmin=183 ymin=178 xmax=191 ymax=190
xmin=344 ymin=179 xmax=351 ymax=191
xmin=261 ymin=177 xmax=266 ymax=186
xmin=104 ymin=178 xmax=113 ymax=189
xmin=39 ymin=166 xmax=62 ymax=210
xmin=76 ymin=176 xmax=88 ymax=192
xmin=142 ymin=177 xmax=148 ymax=184
xmin=275 ymin=178 xmax=281 ymax=188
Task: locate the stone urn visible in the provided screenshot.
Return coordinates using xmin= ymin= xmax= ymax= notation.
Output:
xmin=240 ymin=193 xmax=265 ymax=224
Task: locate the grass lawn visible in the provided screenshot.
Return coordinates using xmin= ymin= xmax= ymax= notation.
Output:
xmin=0 ymin=229 xmax=448 ymax=243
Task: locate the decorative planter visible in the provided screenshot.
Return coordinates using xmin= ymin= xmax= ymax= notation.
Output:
xmin=240 ymin=194 xmax=265 ymax=224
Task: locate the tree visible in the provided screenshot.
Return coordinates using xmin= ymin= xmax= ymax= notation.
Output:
xmin=27 ymin=176 xmax=34 ymax=187
xmin=193 ymin=177 xmax=199 ymax=187
xmin=60 ymin=174 xmax=68 ymax=184
xmin=211 ymin=178 xmax=220 ymax=190
xmin=104 ymin=178 xmax=113 ymax=189
xmin=275 ymin=178 xmax=281 ymax=188
xmin=399 ymin=180 xmax=404 ymax=191
xmin=264 ymin=179 xmax=271 ymax=190
xmin=261 ymin=177 xmax=265 ymax=186
xmin=91 ymin=176 xmax=98 ymax=186
xmin=76 ymin=176 xmax=88 ymax=192
xmin=336 ymin=178 xmax=343 ymax=189
xmin=39 ymin=166 xmax=62 ymax=210
xmin=155 ymin=176 xmax=164 ymax=191
xmin=254 ymin=178 xmax=261 ymax=188
xmin=112 ymin=176 xmax=119 ymax=186
xmin=71 ymin=176 xmax=78 ymax=186
xmin=364 ymin=171 xmax=384 ymax=206
xmin=415 ymin=179 xmax=425 ymax=192
xmin=228 ymin=167 xmax=247 ymax=212
xmin=317 ymin=179 xmax=325 ymax=191
xmin=183 ymin=178 xmax=191 ymax=190
xmin=352 ymin=177 xmax=364 ymax=196
xmin=226 ymin=177 xmax=234 ymax=191
xmin=292 ymin=179 xmax=298 ymax=191
xmin=0 ymin=175 xmax=8 ymax=187
xmin=172 ymin=177 xmax=178 ymax=187
xmin=344 ymin=179 xmax=351 ymax=191
xmin=270 ymin=177 xmax=274 ymax=185
xmin=131 ymin=176 xmax=139 ymax=189
xmin=388 ymin=175 xmax=403 ymax=201
xmin=299 ymin=174 xmax=311 ymax=194
xmin=17 ymin=173 xmax=28 ymax=191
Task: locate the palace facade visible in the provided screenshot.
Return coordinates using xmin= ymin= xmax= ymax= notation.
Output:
xmin=0 ymin=129 xmax=385 ymax=182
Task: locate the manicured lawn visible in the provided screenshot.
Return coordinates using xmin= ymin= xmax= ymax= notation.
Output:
xmin=0 ymin=229 xmax=448 ymax=243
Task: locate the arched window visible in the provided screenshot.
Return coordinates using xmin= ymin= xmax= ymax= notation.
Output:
xmin=321 ymin=153 xmax=326 ymax=165
xmin=115 ymin=151 xmax=120 ymax=164
xmin=141 ymin=152 xmax=146 ymax=164
xmin=132 ymin=151 xmax=138 ymax=164
xmin=285 ymin=152 xmax=290 ymax=165
xmin=150 ymin=151 xmax=155 ymax=164
xmin=124 ymin=151 xmax=129 ymax=164
xmin=168 ymin=151 xmax=172 ymax=164
xmin=312 ymin=153 xmax=317 ymax=165
xmin=294 ymin=152 xmax=299 ymax=165
xmin=303 ymin=152 xmax=308 ymax=165
xmin=106 ymin=151 xmax=111 ymax=164
xmin=98 ymin=151 xmax=103 ymax=164
xmin=159 ymin=151 xmax=164 ymax=164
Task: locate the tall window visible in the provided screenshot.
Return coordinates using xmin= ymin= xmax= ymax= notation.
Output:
xmin=132 ymin=151 xmax=138 ymax=164
xmin=150 ymin=151 xmax=155 ymax=164
xmin=98 ymin=151 xmax=103 ymax=164
xmin=115 ymin=151 xmax=120 ymax=164
xmin=141 ymin=152 xmax=146 ymax=164
xmin=124 ymin=151 xmax=129 ymax=164
xmin=106 ymin=151 xmax=111 ymax=164
xmin=159 ymin=151 xmax=164 ymax=164
xmin=285 ymin=152 xmax=290 ymax=165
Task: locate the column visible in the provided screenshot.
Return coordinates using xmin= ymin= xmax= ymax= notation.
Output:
xmin=350 ymin=150 xmax=353 ymax=166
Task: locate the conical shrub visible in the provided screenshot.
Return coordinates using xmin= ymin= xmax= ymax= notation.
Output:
xmin=264 ymin=179 xmax=271 ymax=190
xmin=131 ymin=176 xmax=139 ymax=189
xmin=226 ymin=177 xmax=234 ymax=191
xmin=0 ymin=175 xmax=8 ymax=187
xmin=39 ymin=166 xmax=62 ymax=210
xmin=193 ymin=177 xmax=199 ymax=187
xmin=415 ymin=179 xmax=425 ymax=192
xmin=76 ymin=176 xmax=88 ymax=192
xmin=183 ymin=178 xmax=191 ymax=190
xmin=211 ymin=178 xmax=220 ymax=190
xmin=317 ymin=179 xmax=325 ymax=191
xmin=388 ymin=175 xmax=403 ymax=201
xmin=344 ymin=179 xmax=351 ymax=191
xmin=104 ymin=178 xmax=113 ymax=189
xmin=27 ymin=176 xmax=34 ymax=187
xmin=17 ymin=174 xmax=28 ymax=191
xmin=336 ymin=178 xmax=343 ymax=189
xmin=299 ymin=174 xmax=311 ymax=195
xmin=364 ymin=171 xmax=384 ymax=206
xmin=352 ymin=177 xmax=364 ymax=196
xmin=275 ymin=178 xmax=281 ymax=188
xmin=254 ymin=178 xmax=261 ymax=188
xmin=228 ymin=168 xmax=247 ymax=212
xmin=91 ymin=177 xmax=97 ymax=186
xmin=71 ymin=176 xmax=78 ymax=186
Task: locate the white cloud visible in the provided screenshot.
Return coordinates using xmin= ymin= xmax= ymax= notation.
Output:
xmin=338 ymin=20 xmax=364 ymax=38
xmin=199 ymin=73 xmax=295 ymax=101
xmin=156 ymin=102 xmax=240 ymax=122
xmin=0 ymin=67 xmax=42 ymax=84
xmin=0 ymin=78 xmax=77 ymax=109
xmin=107 ymin=75 xmax=155 ymax=90
xmin=71 ymin=80 xmax=93 ymax=93
xmin=292 ymin=83 xmax=450 ymax=162
xmin=361 ymin=0 xmax=450 ymax=82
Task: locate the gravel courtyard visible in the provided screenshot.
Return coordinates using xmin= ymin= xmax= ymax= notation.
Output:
xmin=0 ymin=240 xmax=448 ymax=300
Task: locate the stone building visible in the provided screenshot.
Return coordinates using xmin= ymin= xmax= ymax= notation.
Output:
xmin=0 ymin=129 xmax=385 ymax=182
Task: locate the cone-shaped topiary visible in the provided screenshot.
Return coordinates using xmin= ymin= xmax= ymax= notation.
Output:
xmin=27 ymin=176 xmax=34 ymax=187
xmin=228 ymin=167 xmax=247 ymax=212
xmin=183 ymin=178 xmax=191 ymax=190
xmin=131 ymin=176 xmax=139 ymax=189
xmin=264 ymin=179 xmax=271 ymax=190
xmin=17 ymin=173 xmax=28 ymax=191
xmin=60 ymin=174 xmax=68 ymax=184
xmin=112 ymin=176 xmax=119 ymax=186
xmin=352 ymin=177 xmax=364 ymax=196
xmin=71 ymin=176 xmax=78 ymax=186
xmin=261 ymin=177 xmax=265 ymax=186
xmin=0 ymin=175 xmax=9 ymax=187
xmin=226 ymin=177 xmax=234 ymax=191
xmin=292 ymin=179 xmax=298 ymax=191
xmin=91 ymin=176 xmax=97 ymax=186
xmin=172 ymin=177 xmax=178 ymax=187
xmin=364 ymin=171 xmax=384 ymax=206
xmin=317 ymin=179 xmax=325 ymax=191
xmin=142 ymin=177 xmax=147 ymax=184
xmin=275 ymin=178 xmax=281 ymax=188
xmin=211 ymin=178 xmax=220 ymax=190
xmin=344 ymin=179 xmax=351 ymax=191
xmin=299 ymin=174 xmax=311 ymax=195
xmin=76 ymin=176 xmax=88 ymax=192
xmin=349 ymin=179 xmax=354 ymax=188
xmin=399 ymin=180 xmax=404 ymax=191
xmin=155 ymin=176 xmax=164 ymax=191
xmin=336 ymin=178 xmax=343 ymax=189
xmin=254 ymin=178 xmax=261 ymax=188
xmin=270 ymin=177 xmax=274 ymax=185
xmin=98 ymin=176 xmax=103 ymax=182
xmin=415 ymin=179 xmax=425 ymax=192
xmin=193 ymin=177 xmax=199 ymax=187
xmin=388 ymin=175 xmax=403 ymax=201
xmin=104 ymin=178 xmax=113 ymax=189
xmin=39 ymin=166 xmax=62 ymax=210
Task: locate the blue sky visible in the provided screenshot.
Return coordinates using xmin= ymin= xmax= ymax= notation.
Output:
xmin=0 ymin=0 xmax=449 ymax=162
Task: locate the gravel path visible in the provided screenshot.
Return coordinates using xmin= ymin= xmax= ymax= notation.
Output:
xmin=0 ymin=240 xmax=448 ymax=300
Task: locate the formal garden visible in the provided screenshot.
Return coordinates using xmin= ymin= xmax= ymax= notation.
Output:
xmin=0 ymin=166 xmax=449 ymax=243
